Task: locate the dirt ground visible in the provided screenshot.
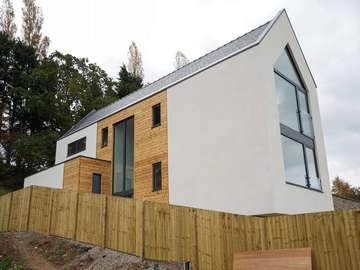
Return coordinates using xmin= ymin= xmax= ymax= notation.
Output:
xmin=0 ymin=232 xmax=186 ymax=270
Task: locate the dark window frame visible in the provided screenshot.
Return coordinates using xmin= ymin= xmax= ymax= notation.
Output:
xmin=152 ymin=162 xmax=162 ymax=192
xmin=101 ymin=127 xmax=108 ymax=148
xmin=152 ymin=103 xmax=161 ymax=128
xmin=275 ymin=47 xmax=322 ymax=191
xmin=92 ymin=173 xmax=102 ymax=194
xmin=67 ymin=137 xmax=86 ymax=157
xmin=112 ymin=116 xmax=134 ymax=198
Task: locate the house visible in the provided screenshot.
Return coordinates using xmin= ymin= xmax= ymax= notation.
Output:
xmin=24 ymin=9 xmax=334 ymax=215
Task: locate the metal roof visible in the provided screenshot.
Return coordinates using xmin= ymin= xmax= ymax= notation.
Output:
xmin=61 ymin=11 xmax=282 ymax=139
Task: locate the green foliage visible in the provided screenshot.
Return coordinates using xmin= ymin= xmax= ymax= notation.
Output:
xmin=0 ymin=256 xmax=11 ymax=270
xmin=332 ymin=176 xmax=360 ymax=201
xmin=115 ymin=64 xmax=143 ymax=99
xmin=0 ymin=31 xmax=118 ymax=188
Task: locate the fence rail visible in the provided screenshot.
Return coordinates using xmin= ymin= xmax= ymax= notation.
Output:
xmin=0 ymin=186 xmax=359 ymax=270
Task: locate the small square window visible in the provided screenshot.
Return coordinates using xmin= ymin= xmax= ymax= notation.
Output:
xmin=152 ymin=103 xmax=161 ymax=127
xmin=152 ymin=162 xmax=162 ymax=191
xmin=101 ymin=127 xmax=108 ymax=147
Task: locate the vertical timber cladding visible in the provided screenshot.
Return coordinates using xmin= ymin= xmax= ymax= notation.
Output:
xmin=63 ymin=156 xmax=111 ymax=194
xmin=96 ymin=91 xmax=169 ymax=203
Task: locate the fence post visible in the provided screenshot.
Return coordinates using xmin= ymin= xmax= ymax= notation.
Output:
xmin=102 ymin=195 xmax=108 ymax=248
xmin=25 ymin=186 xmax=33 ymax=232
xmin=6 ymin=192 xmax=13 ymax=232
xmin=47 ymin=189 xmax=54 ymax=235
xmin=135 ymin=199 xmax=145 ymax=258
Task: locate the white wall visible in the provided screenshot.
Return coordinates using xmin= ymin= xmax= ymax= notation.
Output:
xmin=24 ymin=163 xmax=64 ymax=189
xmin=55 ymin=123 xmax=97 ymax=164
xmin=167 ymin=11 xmax=333 ymax=215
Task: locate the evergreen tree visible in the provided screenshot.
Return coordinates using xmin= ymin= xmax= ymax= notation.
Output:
xmin=115 ymin=64 xmax=143 ymax=99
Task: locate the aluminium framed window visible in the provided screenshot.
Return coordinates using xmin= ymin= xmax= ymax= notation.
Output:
xmin=152 ymin=103 xmax=161 ymax=128
xmin=67 ymin=137 xmax=86 ymax=157
xmin=152 ymin=162 xmax=162 ymax=192
xmin=275 ymin=47 xmax=321 ymax=191
xmin=101 ymin=127 xmax=108 ymax=147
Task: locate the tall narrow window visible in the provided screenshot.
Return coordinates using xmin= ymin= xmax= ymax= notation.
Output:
xmin=101 ymin=127 xmax=108 ymax=147
xmin=113 ymin=117 xmax=134 ymax=197
xmin=152 ymin=103 xmax=161 ymax=127
xmin=92 ymin=173 xmax=101 ymax=194
xmin=275 ymin=47 xmax=321 ymax=190
xmin=152 ymin=162 xmax=162 ymax=191
xmin=67 ymin=137 xmax=86 ymax=157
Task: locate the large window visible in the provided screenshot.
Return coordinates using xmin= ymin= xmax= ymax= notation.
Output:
xmin=67 ymin=137 xmax=86 ymax=157
xmin=113 ymin=117 xmax=134 ymax=197
xmin=275 ymin=48 xmax=321 ymax=190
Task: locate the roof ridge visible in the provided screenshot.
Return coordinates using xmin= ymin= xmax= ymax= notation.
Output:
xmin=60 ymin=11 xmax=280 ymax=139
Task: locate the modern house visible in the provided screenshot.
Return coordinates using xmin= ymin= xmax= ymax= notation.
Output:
xmin=24 ymin=9 xmax=334 ymax=215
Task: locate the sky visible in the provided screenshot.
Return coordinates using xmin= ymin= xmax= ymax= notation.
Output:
xmin=11 ymin=0 xmax=360 ymax=186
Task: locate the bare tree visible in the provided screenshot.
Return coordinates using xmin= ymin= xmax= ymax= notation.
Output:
xmin=0 ymin=0 xmax=17 ymax=38
xmin=127 ymin=41 xmax=144 ymax=79
xmin=174 ymin=51 xmax=189 ymax=69
xmin=22 ymin=0 xmax=50 ymax=57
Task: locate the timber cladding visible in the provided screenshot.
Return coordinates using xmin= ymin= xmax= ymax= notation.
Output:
xmin=1 ymin=186 xmax=360 ymax=270
xmin=63 ymin=156 xmax=111 ymax=194
xmin=96 ymin=90 xmax=169 ymax=203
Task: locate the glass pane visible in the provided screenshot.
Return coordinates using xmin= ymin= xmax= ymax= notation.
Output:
xmin=153 ymin=163 xmax=162 ymax=191
xmin=113 ymin=122 xmax=125 ymax=193
xmin=275 ymin=74 xmax=300 ymax=131
xmin=281 ymin=136 xmax=307 ymax=186
xmin=152 ymin=104 xmax=161 ymax=126
xmin=298 ymin=91 xmax=314 ymax=137
xmin=300 ymin=111 xmax=314 ymax=138
xmin=125 ymin=118 xmax=134 ymax=191
xmin=92 ymin=174 xmax=101 ymax=194
xmin=78 ymin=138 xmax=86 ymax=152
xmin=275 ymin=49 xmax=303 ymax=87
xmin=306 ymin=147 xmax=321 ymax=190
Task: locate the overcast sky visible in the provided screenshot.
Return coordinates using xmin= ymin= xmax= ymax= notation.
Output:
xmin=12 ymin=0 xmax=360 ymax=186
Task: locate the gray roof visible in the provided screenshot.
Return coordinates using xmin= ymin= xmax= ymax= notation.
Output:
xmin=61 ymin=12 xmax=281 ymax=139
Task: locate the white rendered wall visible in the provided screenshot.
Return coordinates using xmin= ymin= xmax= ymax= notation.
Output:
xmin=24 ymin=163 xmax=64 ymax=189
xmin=167 ymin=11 xmax=333 ymax=215
xmin=55 ymin=123 xmax=97 ymax=164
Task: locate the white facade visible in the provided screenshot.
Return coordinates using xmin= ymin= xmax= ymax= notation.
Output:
xmin=55 ymin=123 xmax=97 ymax=164
xmin=24 ymin=163 xmax=64 ymax=189
xmin=167 ymin=11 xmax=333 ymax=215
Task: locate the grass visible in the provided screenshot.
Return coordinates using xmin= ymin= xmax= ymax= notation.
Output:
xmin=0 ymin=256 xmax=23 ymax=270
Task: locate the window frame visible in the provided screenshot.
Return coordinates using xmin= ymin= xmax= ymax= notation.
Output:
xmin=92 ymin=173 xmax=102 ymax=194
xmin=152 ymin=162 xmax=162 ymax=192
xmin=67 ymin=137 xmax=86 ymax=157
xmin=152 ymin=103 xmax=161 ymax=128
xmin=112 ymin=116 xmax=134 ymax=198
xmin=275 ymin=47 xmax=322 ymax=191
xmin=101 ymin=127 xmax=108 ymax=148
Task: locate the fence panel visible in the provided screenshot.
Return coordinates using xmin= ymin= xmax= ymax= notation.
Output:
xmin=50 ymin=189 xmax=78 ymax=238
xmin=76 ymin=192 xmax=106 ymax=246
xmin=0 ymin=193 xmax=12 ymax=231
xmin=1 ymin=186 xmax=360 ymax=270
xmin=105 ymin=195 xmax=136 ymax=254
xmin=28 ymin=186 xmax=53 ymax=234
xmin=8 ymin=187 xmax=31 ymax=231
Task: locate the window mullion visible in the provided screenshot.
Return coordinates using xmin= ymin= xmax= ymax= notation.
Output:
xmin=302 ymin=144 xmax=311 ymax=188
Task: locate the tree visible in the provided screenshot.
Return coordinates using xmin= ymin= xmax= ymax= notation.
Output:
xmin=332 ymin=176 xmax=360 ymax=201
xmin=21 ymin=0 xmax=50 ymax=58
xmin=0 ymin=0 xmax=17 ymax=38
xmin=174 ymin=51 xmax=189 ymax=69
xmin=115 ymin=64 xmax=143 ymax=99
xmin=127 ymin=41 xmax=144 ymax=79
xmin=0 ymin=32 xmax=117 ymax=189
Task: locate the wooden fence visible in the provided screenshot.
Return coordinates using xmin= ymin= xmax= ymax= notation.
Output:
xmin=0 ymin=186 xmax=359 ymax=270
